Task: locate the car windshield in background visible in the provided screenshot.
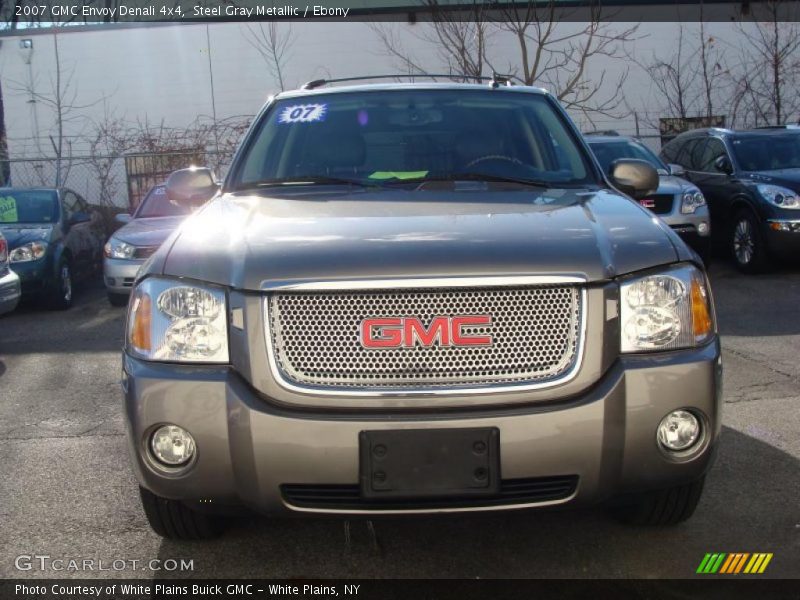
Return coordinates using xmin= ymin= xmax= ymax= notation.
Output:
xmin=731 ymin=133 xmax=800 ymax=171
xmin=0 ymin=190 xmax=59 ymax=224
xmin=136 ymin=186 xmax=194 ymax=218
xmin=587 ymin=140 xmax=666 ymax=174
xmin=233 ymin=89 xmax=595 ymax=190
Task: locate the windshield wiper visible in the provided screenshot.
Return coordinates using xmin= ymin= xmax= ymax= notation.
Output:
xmin=393 ymin=173 xmax=554 ymax=188
xmin=238 ymin=176 xmax=381 ymax=190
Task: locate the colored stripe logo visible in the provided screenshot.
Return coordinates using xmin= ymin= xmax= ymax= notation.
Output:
xmin=697 ymin=553 xmax=773 ymax=574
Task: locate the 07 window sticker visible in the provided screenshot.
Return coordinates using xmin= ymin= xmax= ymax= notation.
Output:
xmin=277 ymin=103 xmax=328 ymax=124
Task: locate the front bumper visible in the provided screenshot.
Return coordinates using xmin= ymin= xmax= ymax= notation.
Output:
xmin=11 ymin=258 xmax=53 ymax=296
xmin=0 ymin=268 xmax=21 ymax=315
xmin=123 ymin=341 xmax=722 ymax=515
xmin=104 ymin=258 xmax=145 ymax=294
xmin=765 ymin=220 xmax=800 ymax=259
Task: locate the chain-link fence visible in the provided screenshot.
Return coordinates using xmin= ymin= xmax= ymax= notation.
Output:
xmin=3 ymin=150 xmax=234 ymax=211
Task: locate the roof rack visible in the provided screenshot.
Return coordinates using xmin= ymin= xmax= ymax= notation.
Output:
xmin=583 ymin=130 xmax=621 ymax=136
xmin=752 ymin=124 xmax=800 ymax=130
xmin=300 ymin=73 xmax=521 ymax=90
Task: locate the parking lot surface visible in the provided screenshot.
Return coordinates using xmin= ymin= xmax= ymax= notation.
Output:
xmin=0 ymin=262 xmax=798 ymax=579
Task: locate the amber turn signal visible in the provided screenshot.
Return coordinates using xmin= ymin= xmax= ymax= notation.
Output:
xmin=691 ymin=276 xmax=713 ymax=342
xmin=129 ymin=292 xmax=152 ymax=353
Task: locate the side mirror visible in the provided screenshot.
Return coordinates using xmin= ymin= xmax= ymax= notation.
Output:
xmin=165 ymin=167 xmax=220 ymax=206
xmin=115 ymin=213 xmax=132 ymax=224
xmin=714 ymin=155 xmax=733 ymax=175
xmin=668 ymin=163 xmax=686 ymax=177
xmin=69 ymin=211 xmax=91 ymax=225
xmin=608 ymin=159 xmax=659 ymax=200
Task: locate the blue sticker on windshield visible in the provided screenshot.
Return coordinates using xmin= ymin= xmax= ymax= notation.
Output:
xmin=277 ymin=103 xmax=328 ymax=124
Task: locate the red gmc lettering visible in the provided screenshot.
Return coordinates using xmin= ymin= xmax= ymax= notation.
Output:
xmin=451 ymin=315 xmax=493 ymax=346
xmin=361 ymin=316 xmax=492 ymax=348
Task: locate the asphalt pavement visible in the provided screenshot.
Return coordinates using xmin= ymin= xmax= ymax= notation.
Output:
xmin=0 ymin=261 xmax=798 ymax=579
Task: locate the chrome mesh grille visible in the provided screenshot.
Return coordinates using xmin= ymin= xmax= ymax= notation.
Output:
xmin=267 ymin=286 xmax=583 ymax=391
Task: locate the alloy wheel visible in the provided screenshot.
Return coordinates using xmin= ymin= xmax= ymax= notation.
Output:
xmin=733 ymin=218 xmax=755 ymax=266
xmin=61 ymin=264 xmax=72 ymax=303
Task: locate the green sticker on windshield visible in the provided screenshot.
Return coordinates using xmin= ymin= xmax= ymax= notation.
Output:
xmin=0 ymin=196 xmax=18 ymax=222
xmin=368 ymin=171 xmax=429 ymax=180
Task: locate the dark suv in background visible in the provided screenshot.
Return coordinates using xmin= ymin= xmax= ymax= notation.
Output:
xmin=660 ymin=128 xmax=800 ymax=272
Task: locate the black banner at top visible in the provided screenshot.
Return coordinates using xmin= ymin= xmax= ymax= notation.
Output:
xmin=2 ymin=0 xmax=800 ymax=24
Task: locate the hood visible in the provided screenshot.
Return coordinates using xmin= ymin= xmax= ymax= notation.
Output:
xmin=655 ymin=174 xmax=695 ymax=195
xmin=158 ymin=188 xmax=680 ymax=290
xmin=114 ymin=216 xmax=187 ymax=247
xmin=0 ymin=225 xmax=53 ymax=248
xmin=741 ymin=168 xmax=800 ymax=191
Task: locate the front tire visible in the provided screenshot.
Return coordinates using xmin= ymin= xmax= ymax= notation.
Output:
xmin=139 ymin=487 xmax=223 ymax=540
xmin=731 ymin=210 xmax=768 ymax=273
xmin=49 ymin=258 xmax=73 ymax=310
xmin=610 ymin=477 xmax=705 ymax=526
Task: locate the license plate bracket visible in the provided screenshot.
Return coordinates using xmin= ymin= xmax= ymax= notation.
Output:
xmin=359 ymin=428 xmax=500 ymax=499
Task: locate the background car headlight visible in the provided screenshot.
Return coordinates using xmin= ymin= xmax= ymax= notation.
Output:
xmin=756 ymin=184 xmax=800 ymax=209
xmin=104 ymin=238 xmax=136 ymax=259
xmin=681 ymin=191 xmax=706 ymax=214
xmin=9 ymin=241 xmax=47 ymax=262
xmin=620 ymin=264 xmax=714 ymax=352
xmin=127 ymin=277 xmax=228 ymax=363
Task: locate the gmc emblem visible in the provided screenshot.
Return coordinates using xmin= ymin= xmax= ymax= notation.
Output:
xmin=639 ymin=198 xmax=656 ymax=209
xmin=360 ymin=316 xmax=493 ymax=348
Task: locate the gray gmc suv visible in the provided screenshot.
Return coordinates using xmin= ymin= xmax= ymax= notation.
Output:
xmin=122 ymin=80 xmax=721 ymax=539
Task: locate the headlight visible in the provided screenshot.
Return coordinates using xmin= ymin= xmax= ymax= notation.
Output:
xmin=126 ymin=278 xmax=228 ymax=363
xmin=681 ymin=191 xmax=706 ymax=214
xmin=104 ymin=238 xmax=136 ymax=259
xmin=756 ymin=184 xmax=800 ymax=209
xmin=9 ymin=241 xmax=47 ymax=262
xmin=620 ymin=264 xmax=714 ymax=352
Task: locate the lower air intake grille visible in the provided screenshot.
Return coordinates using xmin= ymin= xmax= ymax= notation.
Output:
xmin=281 ymin=475 xmax=579 ymax=510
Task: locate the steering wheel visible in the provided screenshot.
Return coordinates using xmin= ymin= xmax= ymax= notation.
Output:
xmin=465 ymin=155 xmax=523 ymax=169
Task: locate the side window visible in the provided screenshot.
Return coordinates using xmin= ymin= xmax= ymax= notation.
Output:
xmin=677 ymin=138 xmax=705 ymax=171
xmin=660 ymin=139 xmax=680 ymax=163
xmin=61 ymin=191 xmax=79 ymax=221
xmin=74 ymin=194 xmax=90 ymax=213
xmin=697 ymin=139 xmax=729 ymax=173
xmin=674 ymin=139 xmax=701 ymax=170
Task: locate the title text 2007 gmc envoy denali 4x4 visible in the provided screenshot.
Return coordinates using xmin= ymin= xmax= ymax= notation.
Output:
xmin=122 ymin=79 xmax=721 ymax=539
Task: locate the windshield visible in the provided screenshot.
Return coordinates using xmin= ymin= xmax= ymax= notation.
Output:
xmin=731 ymin=133 xmax=800 ymax=171
xmin=587 ymin=139 xmax=667 ymax=174
xmin=135 ymin=185 xmax=194 ymax=218
xmin=0 ymin=190 xmax=59 ymax=224
xmin=232 ymin=89 xmax=595 ymax=190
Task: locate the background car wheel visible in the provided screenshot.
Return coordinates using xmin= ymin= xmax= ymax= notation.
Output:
xmin=609 ymin=476 xmax=705 ymax=526
xmin=107 ymin=292 xmax=128 ymax=307
xmin=731 ymin=210 xmax=768 ymax=273
xmin=139 ymin=486 xmax=222 ymax=540
xmin=49 ymin=258 xmax=73 ymax=310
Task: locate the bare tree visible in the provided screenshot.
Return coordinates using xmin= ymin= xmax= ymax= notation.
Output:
xmin=85 ymin=103 xmax=136 ymax=212
xmin=495 ymin=2 xmax=638 ymax=123
xmin=370 ymin=2 xmax=637 ymax=122
xmin=730 ymin=1 xmax=800 ymax=126
xmin=243 ymin=21 xmax=295 ymax=92
xmin=9 ymin=30 xmax=105 ymax=185
xmin=0 ymin=80 xmax=9 ymax=185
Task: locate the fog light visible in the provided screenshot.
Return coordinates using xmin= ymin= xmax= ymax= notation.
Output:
xmin=657 ymin=410 xmax=701 ymax=452
xmin=150 ymin=425 xmax=195 ymax=466
xmin=698 ymin=222 xmax=709 ymax=234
